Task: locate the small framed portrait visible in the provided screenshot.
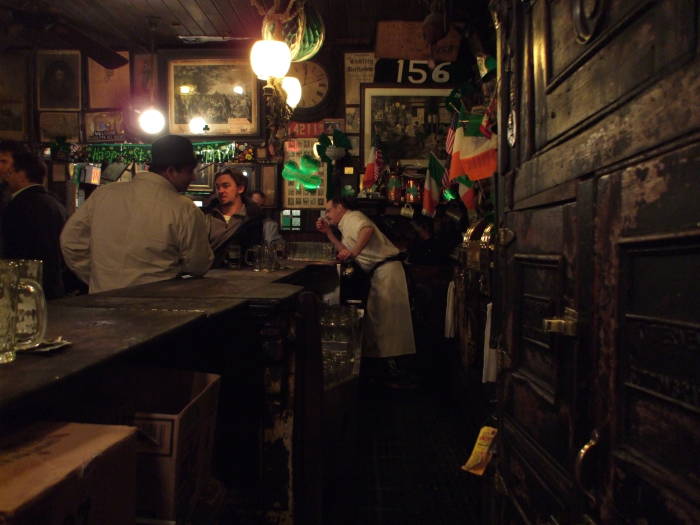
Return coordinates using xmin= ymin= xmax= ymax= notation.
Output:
xmin=345 ymin=106 xmax=359 ymax=133
xmin=132 ymin=53 xmax=157 ymax=106
xmin=88 ymin=51 xmax=130 ymax=109
xmin=0 ymin=54 xmax=27 ymax=140
xmin=37 ymin=50 xmax=81 ymax=111
xmin=168 ymin=57 xmax=260 ymax=136
xmin=39 ymin=112 xmax=80 ymax=143
xmin=84 ymin=111 xmax=126 ymax=142
xmin=189 ymin=162 xmax=216 ymax=193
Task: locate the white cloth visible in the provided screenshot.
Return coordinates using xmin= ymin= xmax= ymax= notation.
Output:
xmin=444 ymin=280 xmax=456 ymax=338
xmin=338 ymin=210 xmax=415 ymax=358
xmin=482 ymin=302 xmax=498 ymax=383
xmin=61 ymin=171 xmax=213 ymax=294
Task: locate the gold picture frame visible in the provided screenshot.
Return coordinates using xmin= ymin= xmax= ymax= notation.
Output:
xmin=168 ymin=58 xmax=260 ymax=136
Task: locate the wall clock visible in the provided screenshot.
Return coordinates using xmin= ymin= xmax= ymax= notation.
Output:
xmin=288 ymin=60 xmax=331 ymax=122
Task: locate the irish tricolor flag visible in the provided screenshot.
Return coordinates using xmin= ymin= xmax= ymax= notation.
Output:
xmin=448 ymin=111 xmax=497 ymax=182
xmin=422 ymin=153 xmax=445 ymax=217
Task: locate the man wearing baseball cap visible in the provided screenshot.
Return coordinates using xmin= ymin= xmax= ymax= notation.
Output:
xmin=61 ymin=135 xmax=213 ymax=293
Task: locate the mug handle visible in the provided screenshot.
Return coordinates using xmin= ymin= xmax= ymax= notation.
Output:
xmin=15 ymin=278 xmax=47 ymax=350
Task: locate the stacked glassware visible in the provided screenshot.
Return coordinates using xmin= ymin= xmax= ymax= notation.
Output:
xmin=320 ymin=303 xmax=363 ymax=389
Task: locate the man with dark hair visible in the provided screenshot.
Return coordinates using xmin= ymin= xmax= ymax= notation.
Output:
xmin=203 ymin=168 xmax=263 ymax=267
xmin=250 ymin=190 xmax=282 ymax=244
xmin=61 ymin=135 xmax=212 ymax=293
xmin=316 ymin=197 xmax=416 ymax=388
xmin=0 ymin=141 xmax=68 ymax=299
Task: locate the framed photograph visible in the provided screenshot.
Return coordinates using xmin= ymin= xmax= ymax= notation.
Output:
xmin=37 ymin=50 xmax=81 ymax=111
xmin=0 ymin=54 xmax=27 ymax=140
xmin=188 ymin=162 xmax=217 ymax=192
xmin=132 ymin=53 xmax=157 ymax=105
xmin=348 ymin=135 xmax=360 ymax=156
xmin=89 ymin=51 xmax=130 ymax=109
xmin=39 ymin=112 xmax=80 ymax=143
xmin=84 ymin=110 xmax=126 ymax=142
xmin=361 ymin=84 xmax=452 ymax=166
xmin=345 ymin=106 xmax=359 ymax=133
xmin=168 ymin=58 xmax=259 ymax=136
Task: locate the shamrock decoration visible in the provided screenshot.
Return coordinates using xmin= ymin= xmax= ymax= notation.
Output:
xmin=282 ymin=154 xmax=323 ymax=190
xmin=315 ymin=128 xmax=353 ymax=163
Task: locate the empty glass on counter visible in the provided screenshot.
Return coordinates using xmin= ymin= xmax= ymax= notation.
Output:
xmin=0 ymin=259 xmax=48 ymax=364
xmin=224 ymin=244 xmax=242 ymax=269
xmin=245 ymin=244 xmax=264 ymax=271
xmin=320 ymin=304 xmax=364 ymax=389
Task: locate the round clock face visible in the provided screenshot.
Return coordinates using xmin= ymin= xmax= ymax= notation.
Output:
xmin=288 ymin=61 xmax=330 ymax=118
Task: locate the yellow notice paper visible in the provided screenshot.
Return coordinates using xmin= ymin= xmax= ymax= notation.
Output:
xmin=461 ymin=426 xmax=498 ymax=476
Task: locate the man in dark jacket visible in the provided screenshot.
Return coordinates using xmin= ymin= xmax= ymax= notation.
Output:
xmin=0 ymin=141 xmax=67 ymax=299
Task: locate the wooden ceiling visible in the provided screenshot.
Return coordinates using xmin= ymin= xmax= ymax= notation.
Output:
xmin=0 ymin=0 xmax=487 ymax=52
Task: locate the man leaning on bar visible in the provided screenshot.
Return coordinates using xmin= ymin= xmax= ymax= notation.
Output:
xmin=60 ymin=135 xmax=213 ymax=294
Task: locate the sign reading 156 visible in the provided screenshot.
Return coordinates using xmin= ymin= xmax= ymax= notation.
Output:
xmin=395 ymin=60 xmax=451 ymax=84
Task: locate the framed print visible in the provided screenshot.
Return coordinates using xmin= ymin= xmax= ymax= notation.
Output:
xmin=345 ymin=106 xmax=359 ymax=133
xmin=344 ymin=52 xmax=375 ymax=105
xmin=168 ymin=58 xmax=259 ymax=136
xmin=188 ymin=162 xmax=217 ymax=192
xmin=132 ymin=53 xmax=157 ymax=105
xmin=0 ymin=54 xmax=27 ymax=140
xmin=348 ymin=135 xmax=360 ymax=156
xmin=84 ymin=111 xmax=126 ymax=142
xmin=39 ymin=112 xmax=80 ymax=143
xmin=89 ymin=51 xmax=130 ymax=109
xmin=37 ymin=50 xmax=81 ymax=111
xmin=361 ymin=84 xmax=452 ymax=166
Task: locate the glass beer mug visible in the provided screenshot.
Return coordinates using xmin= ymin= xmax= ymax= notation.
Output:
xmin=0 ymin=260 xmax=48 ymax=364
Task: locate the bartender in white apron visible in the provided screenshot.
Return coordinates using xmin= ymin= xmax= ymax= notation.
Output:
xmin=316 ymin=198 xmax=416 ymax=359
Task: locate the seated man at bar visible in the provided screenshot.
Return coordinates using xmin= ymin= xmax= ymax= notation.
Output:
xmin=203 ymin=168 xmax=263 ymax=267
xmin=0 ymin=141 xmax=68 ymax=299
xmin=60 ymin=135 xmax=213 ymax=293
xmin=250 ymin=190 xmax=282 ymax=244
xmin=316 ymin=197 xmax=417 ymax=388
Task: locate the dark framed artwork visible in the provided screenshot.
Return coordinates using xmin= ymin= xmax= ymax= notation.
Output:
xmin=84 ymin=110 xmax=126 ymax=142
xmin=39 ymin=112 xmax=80 ymax=143
xmin=88 ymin=51 xmax=130 ymax=109
xmin=132 ymin=54 xmax=157 ymax=106
xmin=0 ymin=54 xmax=27 ymax=140
xmin=168 ymin=58 xmax=259 ymax=136
xmin=37 ymin=50 xmax=81 ymax=111
xmin=361 ymin=84 xmax=452 ymax=166
xmin=345 ymin=106 xmax=359 ymax=133
xmin=188 ymin=162 xmax=217 ymax=193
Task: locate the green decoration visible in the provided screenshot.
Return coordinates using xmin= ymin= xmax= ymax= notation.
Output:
xmin=85 ymin=141 xmax=238 ymax=164
xmin=443 ymin=188 xmax=457 ymax=201
xmin=281 ymin=154 xmax=322 ymax=190
xmin=262 ymin=4 xmax=325 ymax=62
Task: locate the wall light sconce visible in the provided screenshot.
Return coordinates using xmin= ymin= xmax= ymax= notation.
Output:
xmin=138 ymin=108 xmax=165 ymax=135
xmin=281 ymin=76 xmax=302 ymax=108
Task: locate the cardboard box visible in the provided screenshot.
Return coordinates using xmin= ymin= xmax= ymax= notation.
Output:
xmin=130 ymin=368 xmax=221 ymax=522
xmin=0 ymin=422 xmax=137 ymax=525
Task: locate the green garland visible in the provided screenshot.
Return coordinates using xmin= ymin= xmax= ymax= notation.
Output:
xmin=85 ymin=141 xmax=241 ymax=164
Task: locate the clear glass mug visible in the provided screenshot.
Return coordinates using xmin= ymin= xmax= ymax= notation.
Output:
xmin=245 ymin=245 xmax=264 ymax=272
xmin=0 ymin=260 xmax=48 ymax=364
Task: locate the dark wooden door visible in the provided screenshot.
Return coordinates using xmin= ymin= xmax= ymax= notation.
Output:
xmin=492 ymin=0 xmax=700 ymax=522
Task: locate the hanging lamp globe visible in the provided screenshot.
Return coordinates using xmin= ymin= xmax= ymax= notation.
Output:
xmin=281 ymin=76 xmax=302 ymax=108
xmin=250 ymin=39 xmax=292 ymax=80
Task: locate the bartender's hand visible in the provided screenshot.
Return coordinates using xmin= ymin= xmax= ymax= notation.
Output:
xmin=315 ymin=217 xmax=330 ymax=234
xmin=337 ymin=248 xmax=354 ymax=262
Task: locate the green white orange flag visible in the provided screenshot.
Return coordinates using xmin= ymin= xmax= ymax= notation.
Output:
xmin=448 ymin=111 xmax=497 ymax=182
xmin=455 ymin=175 xmax=476 ymax=210
xmin=422 ymin=152 xmax=445 ymax=217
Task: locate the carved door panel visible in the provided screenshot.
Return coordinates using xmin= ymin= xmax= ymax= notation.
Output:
xmin=494 ymin=0 xmax=700 ymax=522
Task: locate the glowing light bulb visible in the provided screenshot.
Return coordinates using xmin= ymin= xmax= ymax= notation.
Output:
xmin=250 ymin=40 xmax=291 ymax=80
xmin=188 ymin=117 xmax=207 ymax=134
xmin=233 ymin=85 xmax=244 ymax=95
xmin=138 ymin=108 xmax=165 ymax=134
xmin=281 ymin=76 xmax=302 ymax=108
xmin=179 ymin=85 xmax=192 ymax=94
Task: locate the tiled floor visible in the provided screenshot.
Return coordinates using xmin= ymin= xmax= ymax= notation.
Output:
xmin=321 ymin=370 xmax=487 ymax=525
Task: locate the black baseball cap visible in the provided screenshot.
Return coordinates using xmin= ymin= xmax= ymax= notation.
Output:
xmin=150 ymin=135 xmax=198 ymax=167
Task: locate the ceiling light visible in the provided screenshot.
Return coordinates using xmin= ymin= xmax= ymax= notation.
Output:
xmin=281 ymin=76 xmax=302 ymax=108
xmin=138 ymin=108 xmax=165 ymax=134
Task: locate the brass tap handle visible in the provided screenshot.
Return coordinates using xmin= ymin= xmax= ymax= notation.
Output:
xmin=575 ymin=429 xmax=600 ymax=506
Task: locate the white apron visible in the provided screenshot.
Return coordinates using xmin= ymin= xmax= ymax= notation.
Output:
xmin=363 ymin=261 xmax=416 ymax=358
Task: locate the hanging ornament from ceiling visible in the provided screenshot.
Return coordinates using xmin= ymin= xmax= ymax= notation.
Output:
xmin=260 ymin=1 xmax=325 ymax=62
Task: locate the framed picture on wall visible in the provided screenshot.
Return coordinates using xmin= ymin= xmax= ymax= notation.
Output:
xmin=37 ymin=50 xmax=81 ymax=111
xmin=88 ymin=51 xmax=130 ymax=109
xmin=168 ymin=58 xmax=260 ymax=136
xmin=39 ymin=112 xmax=80 ymax=143
xmin=361 ymin=84 xmax=452 ymax=166
xmin=132 ymin=53 xmax=157 ymax=106
xmin=0 ymin=54 xmax=27 ymax=140
xmin=84 ymin=110 xmax=126 ymax=142
xmin=345 ymin=106 xmax=359 ymax=133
